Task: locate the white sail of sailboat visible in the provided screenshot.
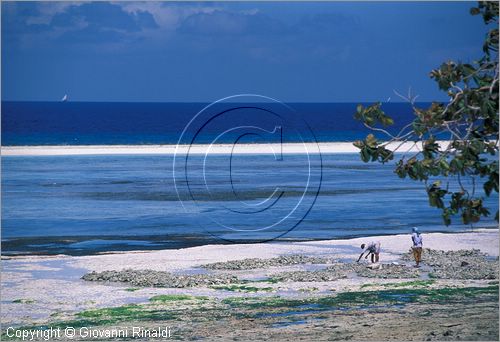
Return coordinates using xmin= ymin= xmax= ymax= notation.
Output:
xmin=61 ymin=94 xmax=68 ymax=102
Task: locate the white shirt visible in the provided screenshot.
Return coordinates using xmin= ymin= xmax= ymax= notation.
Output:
xmin=412 ymin=233 xmax=423 ymax=247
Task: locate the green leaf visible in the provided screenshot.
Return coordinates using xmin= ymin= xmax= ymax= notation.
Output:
xmin=360 ymin=148 xmax=370 ymax=163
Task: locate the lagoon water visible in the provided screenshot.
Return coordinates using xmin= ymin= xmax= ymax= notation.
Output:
xmin=2 ymin=101 xmax=497 ymax=255
xmin=2 ymin=153 xmax=497 ymax=255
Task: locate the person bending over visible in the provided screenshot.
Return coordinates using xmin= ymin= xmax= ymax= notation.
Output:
xmin=357 ymin=241 xmax=381 ymax=263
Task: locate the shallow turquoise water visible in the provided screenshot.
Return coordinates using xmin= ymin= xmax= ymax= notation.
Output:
xmin=2 ymin=153 xmax=497 ymax=255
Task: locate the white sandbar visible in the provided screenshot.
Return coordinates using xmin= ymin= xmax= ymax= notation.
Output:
xmin=1 ymin=141 xmax=453 ymax=156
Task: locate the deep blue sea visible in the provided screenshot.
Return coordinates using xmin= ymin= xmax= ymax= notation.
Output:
xmin=1 ymin=102 xmax=498 ymax=255
xmin=2 ymin=101 xmax=420 ymax=145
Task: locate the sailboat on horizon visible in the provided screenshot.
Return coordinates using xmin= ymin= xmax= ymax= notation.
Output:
xmin=61 ymin=94 xmax=68 ymax=102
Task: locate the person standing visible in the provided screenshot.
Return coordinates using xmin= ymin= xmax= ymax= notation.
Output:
xmin=411 ymin=227 xmax=423 ymax=267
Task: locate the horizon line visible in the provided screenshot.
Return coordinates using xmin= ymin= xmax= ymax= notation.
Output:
xmin=1 ymin=100 xmax=435 ymax=104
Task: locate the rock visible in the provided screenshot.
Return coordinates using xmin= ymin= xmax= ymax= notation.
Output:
xmin=366 ymin=263 xmax=382 ymax=270
xmin=401 ymin=248 xmax=499 ymax=280
xmin=201 ymin=254 xmax=332 ymax=270
xmin=270 ymin=263 xmax=356 ymax=282
xmin=356 ymin=264 xmax=420 ymax=279
xmin=269 ymin=262 xmax=421 ymax=282
xmin=82 ymin=269 xmax=239 ymax=288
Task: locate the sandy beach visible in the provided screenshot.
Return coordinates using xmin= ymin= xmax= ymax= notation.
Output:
xmin=2 ymin=229 xmax=498 ymax=340
xmin=0 ymin=141 xmax=454 ymax=156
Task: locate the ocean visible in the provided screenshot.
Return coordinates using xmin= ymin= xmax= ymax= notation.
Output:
xmin=1 ymin=102 xmax=498 ymax=255
xmin=2 ymin=101 xmax=420 ymax=145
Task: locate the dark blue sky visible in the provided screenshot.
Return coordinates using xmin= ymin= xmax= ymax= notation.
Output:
xmin=2 ymin=1 xmax=489 ymax=102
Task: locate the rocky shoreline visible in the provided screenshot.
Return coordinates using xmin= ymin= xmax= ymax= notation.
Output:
xmin=401 ymin=248 xmax=499 ymax=280
xmin=3 ymin=232 xmax=499 ymax=341
xmin=81 ymin=249 xmax=498 ymax=288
